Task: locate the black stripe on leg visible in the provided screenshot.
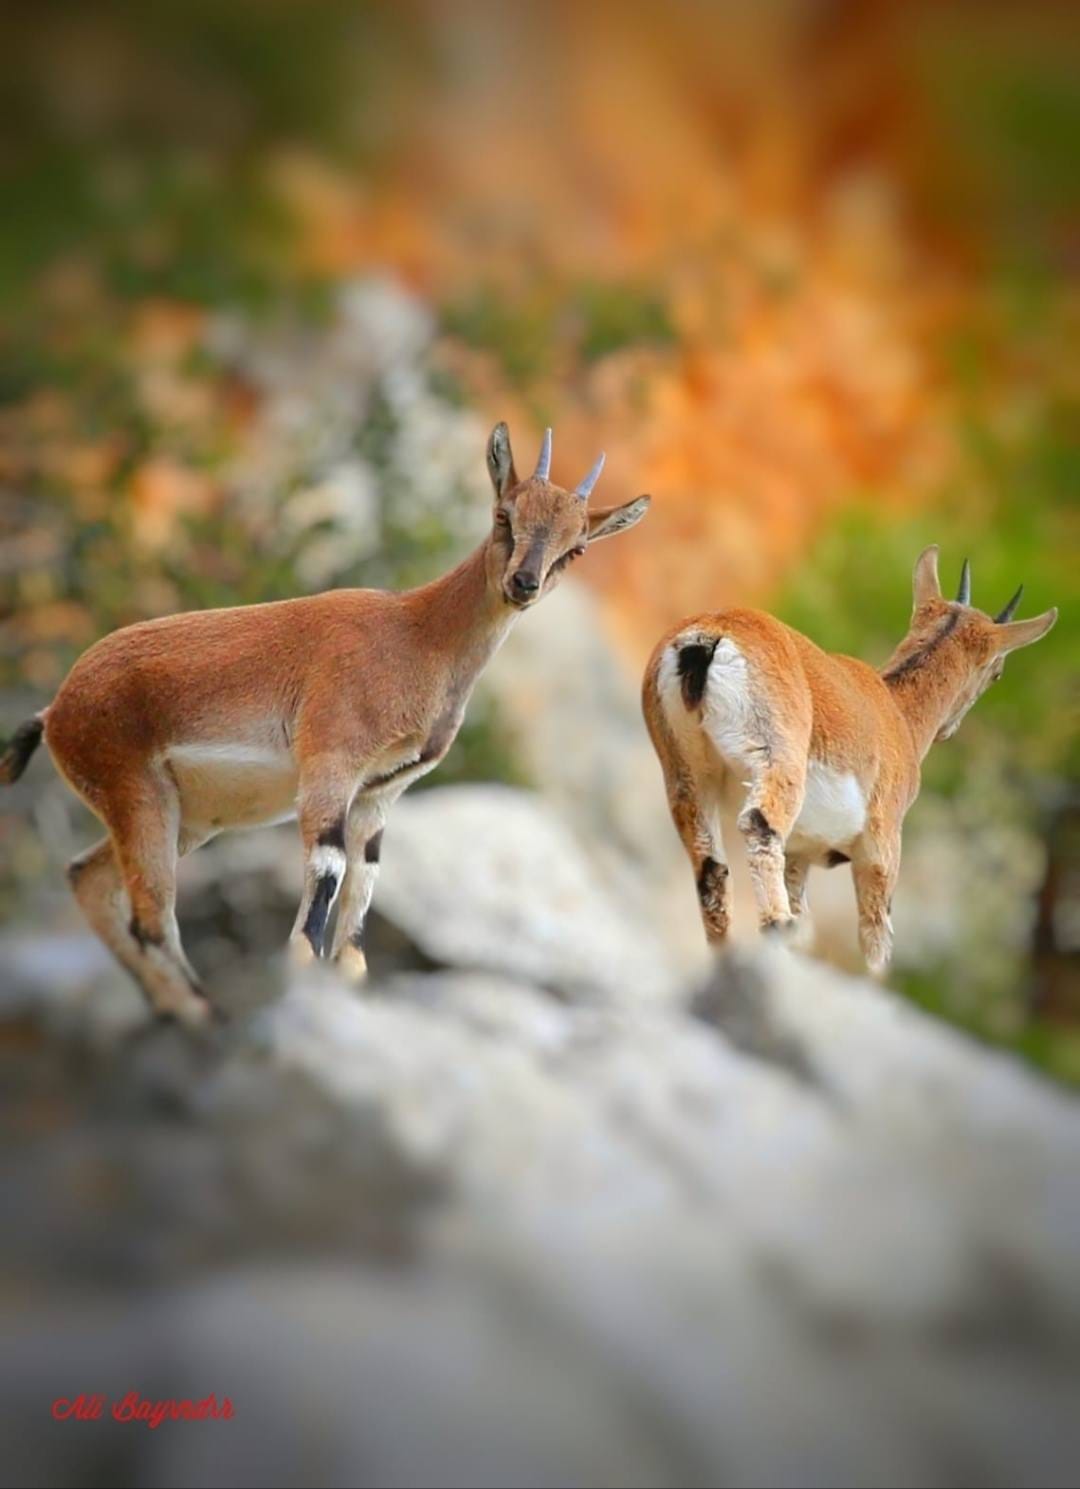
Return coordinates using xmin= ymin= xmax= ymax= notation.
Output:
xmin=365 ymin=830 xmax=383 ymax=864
xmin=129 ymin=916 xmax=165 ymax=950
xmin=317 ymin=817 xmax=347 ymax=851
xmin=302 ymin=874 xmax=339 ymax=956
xmin=743 ymin=808 xmax=778 ymax=846
xmin=697 ymin=856 xmax=728 ymax=905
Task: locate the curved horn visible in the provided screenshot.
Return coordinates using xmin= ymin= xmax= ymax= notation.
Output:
xmin=995 ymin=584 xmax=1024 ymax=624
xmin=533 ymin=427 xmax=552 ymax=481
xmin=956 ymin=558 xmax=971 ymax=606
xmin=576 ymin=451 xmax=606 ymax=500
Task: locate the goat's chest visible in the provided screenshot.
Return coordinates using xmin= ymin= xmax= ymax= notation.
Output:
xmin=362 ymin=697 xmax=466 ymax=797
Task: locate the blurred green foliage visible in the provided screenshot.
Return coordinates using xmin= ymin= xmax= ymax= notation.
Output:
xmin=442 ymin=280 xmax=676 ymax=387
xmin=903 ymin=969 xmax=1080 ymax=1091
xmin=918 ymin=17 xmax=1080 ymax=273
xmin=0 ymin=1 xmax=406 ymax=316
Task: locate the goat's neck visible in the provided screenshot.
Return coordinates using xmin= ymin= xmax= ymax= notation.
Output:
xmin=408 ymin=536 xmax=517 ymax=690
xmin=880 ymin=636 xmax=970 ymax=760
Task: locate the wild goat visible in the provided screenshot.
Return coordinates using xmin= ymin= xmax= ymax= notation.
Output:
xmin=642 ymin=547 xmax=1056 ymax=973
xmin=1 ymin=425 xmax=649 ymax=1024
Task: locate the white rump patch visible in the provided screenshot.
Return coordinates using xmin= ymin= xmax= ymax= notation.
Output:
xmin=656 ymin=632 xmax=759 ymax=782
xmin=700 ymin=638 xmax=757 ymax=769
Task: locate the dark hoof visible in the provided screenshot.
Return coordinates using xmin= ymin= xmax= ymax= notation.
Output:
xmin=761 ymin=917 xmax=796 ymax=938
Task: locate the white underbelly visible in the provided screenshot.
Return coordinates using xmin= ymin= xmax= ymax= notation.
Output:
xmin=788 ymin=762 xmax=867 ymax=854
xmin=167 ymin=740 xmax=299 ymax=831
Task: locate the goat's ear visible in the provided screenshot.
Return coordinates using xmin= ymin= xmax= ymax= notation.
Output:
xmin=995 ymin=608 xmax=1058 ymax=654
xmin=486 ymin=422 xmax=518 ymax=499
xmin=586 ymin=495 xmax=650 ymax=544
xmin=912 ymin=545 xmax=942 ymax=610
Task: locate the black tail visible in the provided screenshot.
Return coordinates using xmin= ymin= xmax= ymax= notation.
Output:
xmin=676 ymin=640 xmax=718 ymax=709
xmin=0 ymin=716 xmax=45 ymax=785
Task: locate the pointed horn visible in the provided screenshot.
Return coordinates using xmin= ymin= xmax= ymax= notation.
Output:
xmin=956 ymin=558 xmax=971 ymax=605
xmin=576 ymin=451 xmax=606 ymax=500
xmin=533 ymin=427 xmax=552 ymax=481
xmin=995 ymin=583 xmax=1024 ymax=624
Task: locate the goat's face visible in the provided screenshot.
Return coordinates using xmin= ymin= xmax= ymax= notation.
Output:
xmin=485 ymin=423 xmax=650 ymax=609
xmin=903 ymin=546 xmax=1058 ymax=742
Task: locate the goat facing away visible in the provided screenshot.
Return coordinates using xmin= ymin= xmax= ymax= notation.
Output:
xmin=642 ymin=547 xmax=1057 ymax=973
xmin=1 ymin=424 xmax=649 ymax=1024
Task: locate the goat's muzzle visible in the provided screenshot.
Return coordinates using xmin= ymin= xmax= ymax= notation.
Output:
xmin=507 ymin=569 xmax=540 ymax=606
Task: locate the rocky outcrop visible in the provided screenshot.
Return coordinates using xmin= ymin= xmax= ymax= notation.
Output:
xmin=375 ymin=784 xmax=679 ymax=1005
xmin=2 ymin=928 xmax=1078 ymax=1488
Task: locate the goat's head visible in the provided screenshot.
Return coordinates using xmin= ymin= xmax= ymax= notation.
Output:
xmin=901 ymin=545 xmax=1058 ymax=741
xmin=485 ymin=423 xmax=650 ymax=609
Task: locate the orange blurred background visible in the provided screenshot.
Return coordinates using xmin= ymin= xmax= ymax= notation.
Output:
xmin=2 ymin=1 xmax=1075 ymax=660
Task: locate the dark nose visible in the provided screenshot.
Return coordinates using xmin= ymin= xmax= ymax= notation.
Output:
xmin=509 ymin=569 xmax=540 ymax=601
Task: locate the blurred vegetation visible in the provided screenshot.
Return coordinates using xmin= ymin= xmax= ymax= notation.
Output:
xmin=443 ymin=280 xmax=676 ymax=387
xmin=918 ymin=21 xmax=1080 ymax=275
xmin=0 ymin=1 xmax=399 ymax=315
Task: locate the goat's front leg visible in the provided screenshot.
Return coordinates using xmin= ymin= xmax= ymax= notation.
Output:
xmin=852 ymin=837 xmax=900 ymax=977
xmin=329 ymin=796 xmax=387 ymax=981
xmin=289 ymin=760 xmax=356 ymax=966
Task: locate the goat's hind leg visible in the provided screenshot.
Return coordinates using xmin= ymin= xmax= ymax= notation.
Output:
xmin=329 ymin=798 xmax=386 ymax=981
xmin=69 ymin=821 xmax=210 ymax=1027
xmin=738 ymin=758 xmax=806 ymax=936
xmin=667 ymin=774 xmax=731 ymax=946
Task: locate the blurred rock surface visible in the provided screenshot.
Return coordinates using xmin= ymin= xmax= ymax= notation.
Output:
xmin=1 ymin=929 xmax=1078 ymax=1488
xmin=376 ymin=784 xmax=679 ymax=1005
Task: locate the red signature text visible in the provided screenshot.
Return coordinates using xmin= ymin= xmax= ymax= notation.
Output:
xmin=52 ymin=1393 xmax=233 ymax=1429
